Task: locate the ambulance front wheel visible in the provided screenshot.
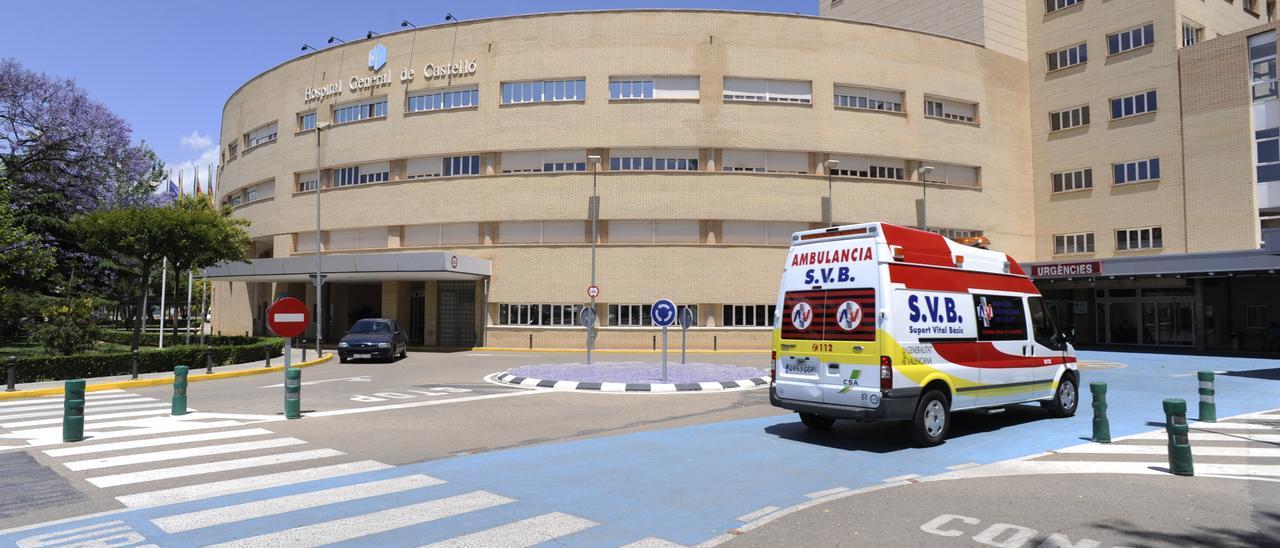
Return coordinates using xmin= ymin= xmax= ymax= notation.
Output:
xmin=1045 ymin=375 xmax=1079 ymax=418
xmin=799 ymin=413 xmax=835 ymax=430
xmin=911 ymin=390 xmax=950 ymax=447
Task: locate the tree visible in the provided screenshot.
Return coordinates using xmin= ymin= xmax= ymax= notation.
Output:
xmin=28 ymin=297 xmax=100 ymax=355
xmin=73 ymin=198 xmax=251 ymax=354
xmin=0 ymin=179 xmax=53 ymax=287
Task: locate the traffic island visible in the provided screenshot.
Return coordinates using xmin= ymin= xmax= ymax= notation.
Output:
xmin=493 ymin=362 xmax=769 ymax=393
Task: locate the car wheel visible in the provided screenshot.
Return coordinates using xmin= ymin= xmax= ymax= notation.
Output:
xmin=799 ymin=412 xmax=835 ymax=430
xmin=1047 ymin=375 xmax=1078 ymax=418
xmin=399 ymin=347 xmax=407 ymax=359
xmin=910 ymin=390 xmax=950 ymax=447
xmin=339 ymin=356 xmax=348 ymax=364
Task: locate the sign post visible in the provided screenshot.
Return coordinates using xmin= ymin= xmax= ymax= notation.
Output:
xmin=652 ymin=299 xmax=676 ymax=382
xmin=679 ymin=306 xmax=695 ymax=364
xmin=267 ymin=297 xmax=309 ymax=419
xmin=580 ymin=305 xmax=598 ymax=364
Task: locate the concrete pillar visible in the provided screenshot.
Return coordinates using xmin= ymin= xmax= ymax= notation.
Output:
xmin=380 ymin=281 xmax=412 ymax=329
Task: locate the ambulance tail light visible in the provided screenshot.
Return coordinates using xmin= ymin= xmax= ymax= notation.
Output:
xmin=879 ymin=355 xmax=893 ymax=390
xmin=891 ymin=245 xmax=905 ymax=261
xmin=770 ymin=351 xmax=777 ymax=384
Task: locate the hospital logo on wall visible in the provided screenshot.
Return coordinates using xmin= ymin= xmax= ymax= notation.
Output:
xmin=368 ymin=43 xmax=387 ymax=71
xmin=791 ymin=301 xmax=813 ymax=330
xmin=836 ymin=301 xmax=863 ymax=331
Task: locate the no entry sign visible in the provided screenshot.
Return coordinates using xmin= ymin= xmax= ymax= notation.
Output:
xmin=267 ymin=297 xmax=309 ymax=338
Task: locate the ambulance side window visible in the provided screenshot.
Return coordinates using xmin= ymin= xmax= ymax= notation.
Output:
xmin=1027 ymin=297 xmax=1066 ymax=350
xmin=973 ymin=294 xmax=1027 ymax=341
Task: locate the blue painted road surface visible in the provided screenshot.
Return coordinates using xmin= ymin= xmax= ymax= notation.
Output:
xmin=3 ymin=351 xmax=1278 ymax=546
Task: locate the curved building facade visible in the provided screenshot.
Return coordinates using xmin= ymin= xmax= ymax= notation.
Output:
xmin=211 ymin=9 xmax=1032 ymax=349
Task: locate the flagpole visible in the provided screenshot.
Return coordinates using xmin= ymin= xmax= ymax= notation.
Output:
xmin=159 ymin=256 xmax=168 ymax=349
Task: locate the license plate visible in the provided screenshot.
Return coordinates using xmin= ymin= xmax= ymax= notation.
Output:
xmin=354 ymin=353 xmax=372 ymax=359
xmin=784 ymin=363 xmax=817 ymax=375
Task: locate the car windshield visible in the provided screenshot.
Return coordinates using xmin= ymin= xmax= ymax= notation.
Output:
xmin=349 ymin=320 xmax=391 ymax=334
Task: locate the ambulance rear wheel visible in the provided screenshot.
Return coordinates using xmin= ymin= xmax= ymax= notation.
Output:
xmin=911 ymin=390 xmax=950 ymax=447
xmin=1046 ymin=376 xmax=1079 ymax=418
xmin=799 ymin=413 xmax=835 ymax=430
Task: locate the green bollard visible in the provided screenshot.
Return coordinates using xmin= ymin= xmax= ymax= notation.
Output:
xmin=172 ymin=365 xmax=189 ymax=416
xmin=62 ymin=379 xmax=85 ymax=443
xmin=284 ymin=367 xmax=301 ymax=419
xmin=1197 ymin=370 xmax=1216 ymax=423
xmin=1163 ymin=398 xmax=1194 ymax=476
xmin=1090 ymin=382 xmax=1110 ymax=443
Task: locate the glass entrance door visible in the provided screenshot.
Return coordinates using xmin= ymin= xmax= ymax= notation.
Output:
xmin=1142 ymin=301 xmax=1194 ymax=346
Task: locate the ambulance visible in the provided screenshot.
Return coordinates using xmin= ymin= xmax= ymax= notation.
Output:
xmin=770 ymin=222 xmax=1078 ymax=446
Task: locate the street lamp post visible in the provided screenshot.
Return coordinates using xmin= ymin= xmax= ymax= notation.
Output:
xmin=824 ymin=159 xmax=839 ymax=227
xmin=314 ymin=121 xmax=330 ymax=357
xmin=919 ymin=165 xmax=934 ymax=232
xmin=587 ymin=155 xmax=601 ymax=364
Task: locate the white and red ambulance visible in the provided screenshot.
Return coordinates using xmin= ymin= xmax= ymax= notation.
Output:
xmin=770 ymin=222 xmax=1079 ymax=446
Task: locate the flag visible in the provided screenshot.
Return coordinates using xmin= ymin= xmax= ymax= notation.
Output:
xmin=178 ymin=170 xmax=184 ymax=197
xmin=207 ymin=164 xmax=214 ymax=202
xmin=194 ymin=166 xmax=202 ymax=196
xmin=166 ymin=179 xmax=178 ymax=199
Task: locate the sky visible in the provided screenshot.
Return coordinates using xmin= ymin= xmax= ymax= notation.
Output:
xmin=1 ymin=0 xmax=816 ymax=194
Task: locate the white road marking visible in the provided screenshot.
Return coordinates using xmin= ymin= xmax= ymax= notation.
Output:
xmin=805 ymin=487 xmax=849 ymax=499
xmin=736 ymin=506 xmax=780 ymax=522
xmin=116 ymin=460 xmax=393 ymax=508
xmin=698 ymin=382 xmax=723 ymax=391
xmin=305 ymin=390 xmax=546 ymax=417
xmin=600 ymin=382 xmax=627 ymax=392
xmin=1192 ymin=421 xmax=1279 ymax=430
xmin=3 ymin=419 xmax=248 ymax=451
xmin=519 ymin=378 xmax=542 ymax=387
xmin=0 ymin=402 xmax=169 ymax=421
xmin=0 ymin=390 xmax=127 ymax=407
xmin=152 ymin=474 xmax=445 ymax=534
xmin=259 ymin=376 xmax=372 ymax=388
xmin=65 ymin=438 xmax=307 ymax=471
xmin=552 ymin=380 xmax=579 ymax=390
xmin=946 ymin=462 xmax=981 ymax=470
xmin=3 ymin=408 xmax=176 ymax=429
xmin=87 ymin=448 xmax=345 ymax=488
xmin=922 ymin=460 xmax=1280 ymax=480
xmin=206 ymin=490 xmax=515 ymax=548
xmin=1126 ymin=431 xmax=1280 ymax=443
xmin=623 ymin=538 xmax=687 ymax=548
xmin=650 ymin=384 xmax=678 ymax=393
xmin=0 ymin=397 xmax=157 ymax=414
xmin=882 ymin=474 xmax=922 ymax=483
xmin=1055 ymin=444 xmax=1280 ymax=457
xmin=44 ymin=428 xmax=275 ymax=457
xmin=421 ymin=512 xmax=597 ymax=548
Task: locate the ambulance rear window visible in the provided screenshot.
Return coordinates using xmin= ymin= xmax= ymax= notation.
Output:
xmin=780 ymin=289 xmax=875 ymax=342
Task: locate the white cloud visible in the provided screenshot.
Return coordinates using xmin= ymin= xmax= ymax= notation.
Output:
xmin=164 ymin=130 xmax=220 ymax=195
xmin=180 ymin=130 xmax=213 ymax=150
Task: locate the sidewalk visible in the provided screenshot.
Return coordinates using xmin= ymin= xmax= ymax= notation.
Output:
xmin=0 ymin=348 xmax=332 ymax=401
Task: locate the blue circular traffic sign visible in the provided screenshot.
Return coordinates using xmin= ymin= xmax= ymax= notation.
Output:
xmin=652 ymin=299 xmax=677 ymax=327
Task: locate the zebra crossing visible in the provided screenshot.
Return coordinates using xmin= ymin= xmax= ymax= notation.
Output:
xmin=0 ymin=390 xmax=606 ymax=546
xmin=923 ymin=408 xmax=1280 ymax=483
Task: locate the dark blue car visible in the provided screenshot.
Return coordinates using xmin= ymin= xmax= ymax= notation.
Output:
xmin=338 ymin=318 xmax=408 ymax=363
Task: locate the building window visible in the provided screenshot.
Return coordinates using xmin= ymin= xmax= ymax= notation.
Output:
xmin=833 ymin=85 xmax=903 ymax=112
xmin=227 ymin=142 xmax=238 ymax=159
xmin=924 ymin=227 xmax=984 ymax=240
xmin=498 ymin=304 xmax=581 ymax=326
xmin=407 ymin=87 xmax=479 ymax=113
xmin=1251 ymin=32 xmax=1280 ymax=183
xmin=720 ymin=150 xmax=809 ymax=174
xmin=1252 ymin=32 xmax=1278 ymax=101
xmin=358 ymin=168 xmax=389 ymax=184
xmin=721 ymin=221 xmax=810 ymax=245
xmin=1115 ymin=226 xmax=1162 ymax=251
xmin=403 ymin=222 xmax=481 ymax=246
xmin=243 ymin=180 xmax=274 ymax=203
xmin=229 ymin=195 xmax=242 ymax=207
xmin=1110 ymin=90 xmax=1158 ymax=119
xmin=608 ymin=304 xmax=697 ymax=326
xmin=1113 ymin=158 xmax=1160 ymax=184
xmin=1045 ymin=0 xmax=1082 ymax=13
xmin=1047 ymin=42 xmax=1088 ymax=71
xmin=924 ymin=96 xmax=978 ymax=123
xmin=828 ymin=154 xmax=907 ymax=181
xmin=610 ymin=76 xmax=699 ymax=100
xmin=327 ymin=227 xmax=388 ymax=250
xmin=444 ymin=155 xmax=481 ymax=176
xmin=722 ymin=305 xmax=776 ymax=327
xmin=334 ymin=166 xmax=360 ymax=187
xmin=1244 ymin=0 xmax=1260 ymax=15
xmin=609 ymin=148 xmax=699 ymax=171
xmin=723 ymin=78 xmax=812 ymax=104
xmin=1107 ymin=23 xmax=1155 ymax=56
xmin=297 ymin=177 xmax=318 ymax=192
xmin=1050 ymin=105 xmax=1090 ymax=131
xmin=1052 ymin=168 xmax=1093 ymax=192
xmin=921 ymin=163 xmax=980 ymax=186
xmin=333 ymin=98 xmax=387 ymax=125
xmin=1182 ymin=21 xmax=1204 ymax=47
xmin=501 ymin=150 xmax=587 ymax=174
xmin=298 ymin=112 xmax=316 ymax=132
xmin=608 ymin=220 xmax=700 ymax=244
xmin=1054 ymin=232 xmax=1095 ymax=254
xmin=501 ymin=79 xmax=586 ymax=104
xmin=497 ymin=221 xmax=586 ymax=244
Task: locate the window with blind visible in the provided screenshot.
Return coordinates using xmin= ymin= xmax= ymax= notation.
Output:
xmin=610 ymin=76 xmax=699 ymax=100
xmin=609 ymin=148 xmax=699 ymax=171
xmin=245 ymin=122 xmax=278 ymax=148
xmin=720 ymin=150 xmax=809 ymax=174
xmin=833 ymin=85 xmax=903 ymax=113
xmin=500 ymin=150 xmax=587 ymax=173
xmin=827 ymin=154 xmax=906 ymax=180
xmin=723 ymin=78 xmax=812 ymax=104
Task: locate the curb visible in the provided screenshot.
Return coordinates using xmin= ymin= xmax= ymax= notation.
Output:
xmin=495 ymin=372 xmax=770 ymax=393
xmin=472 ymin=347 xmax=769 ymax=354
xmin=0 ymin=353 xmax=335 ymax=401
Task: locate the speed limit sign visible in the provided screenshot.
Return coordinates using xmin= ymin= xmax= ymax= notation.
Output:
xmin=587 ymin=284 xmax=600 ymax=299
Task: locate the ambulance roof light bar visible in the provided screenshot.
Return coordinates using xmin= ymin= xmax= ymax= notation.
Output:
xmin=798 ymin=226 xmax=869 ymax=241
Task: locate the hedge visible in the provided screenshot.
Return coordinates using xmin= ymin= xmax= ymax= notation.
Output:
xmin=11 ymin=341 xmax=284 ymax=384
xmin=97 ymin=330 xmax=268 ymax=348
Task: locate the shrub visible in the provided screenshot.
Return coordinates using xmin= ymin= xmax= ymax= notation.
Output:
xmin=11 ymin=340 xmax=284 ymax=383
xmin=96 ymin=329 xmax=268 ymax=348
xmin=28 ymin=298 xmax=101 ymax=356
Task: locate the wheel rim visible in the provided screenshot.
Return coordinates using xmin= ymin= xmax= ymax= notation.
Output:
xmin=1060 ymin=381 xmax=1076 ymax=410
xmin=924 ymin=400 xmax=946 ymax=437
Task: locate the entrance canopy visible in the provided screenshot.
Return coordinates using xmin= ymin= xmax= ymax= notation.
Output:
xmin=205 ymin=252 xmax=490 ymax=283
